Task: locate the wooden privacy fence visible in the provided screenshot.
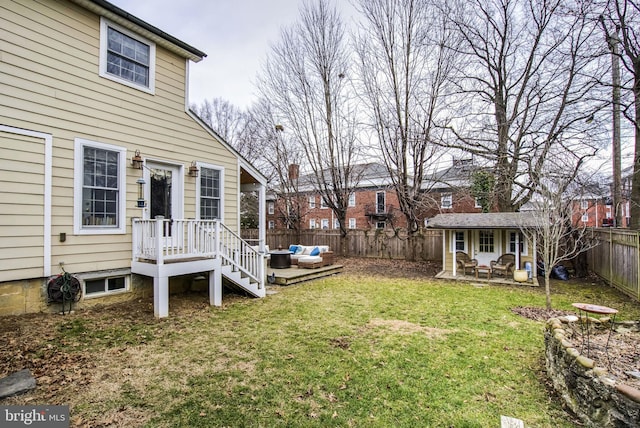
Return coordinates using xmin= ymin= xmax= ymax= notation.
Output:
xmin=586 ymin=228 xmax=640 ymax=301
xmin=241 ymin=229 xmax=443 ymax=261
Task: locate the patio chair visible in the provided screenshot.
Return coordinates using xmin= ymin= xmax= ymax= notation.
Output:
xmin=456 ymin=251 xmax=478 ymax=275
xmin=490 ymin=254 xmax=516 ymax=276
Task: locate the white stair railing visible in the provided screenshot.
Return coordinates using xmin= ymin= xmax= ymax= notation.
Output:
xmin=132 ymin=219 xmax=265 ymax=291
xmin=216 ymin=221 xmax=264 ymax=289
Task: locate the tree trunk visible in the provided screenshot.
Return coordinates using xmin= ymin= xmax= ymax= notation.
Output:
xmin=544 ymin=272 xmax=553 ymax=310
xmin=339 ymin=233 xmax=349 ymax=258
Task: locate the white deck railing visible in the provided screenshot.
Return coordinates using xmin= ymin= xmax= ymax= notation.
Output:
xmin=132 ymin=219 xmax=264 ymax=288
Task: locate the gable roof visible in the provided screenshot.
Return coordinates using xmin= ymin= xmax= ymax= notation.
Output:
xmin=73 ymin=0 xmax=207 ymax=62
xmin=422 ymin=159 xmax=485 ymax=190
xmin=427 ymin=212 xmax=539 ymax=229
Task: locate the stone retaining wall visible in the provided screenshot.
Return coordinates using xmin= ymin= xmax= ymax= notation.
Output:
xmin=545 ymin=316 xmax=640 ymax=426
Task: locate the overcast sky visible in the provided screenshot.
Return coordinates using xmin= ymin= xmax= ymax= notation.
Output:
xmin=109 ymin=0 xmax=355 ymax=110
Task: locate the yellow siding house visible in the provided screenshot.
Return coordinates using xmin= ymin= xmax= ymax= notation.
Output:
xmin=1 ymin=0 xmax=268 ymax=317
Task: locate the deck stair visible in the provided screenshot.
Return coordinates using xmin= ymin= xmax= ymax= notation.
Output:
xmin=132 ymin=219 xmax=266 ymax=317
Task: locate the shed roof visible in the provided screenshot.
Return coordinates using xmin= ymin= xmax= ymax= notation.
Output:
xmin=427 ymin=212 xmax=539 ymax=229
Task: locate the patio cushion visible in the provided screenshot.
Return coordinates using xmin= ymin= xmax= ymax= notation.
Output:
xmin=310 ymin=247 xmax=320 ymax=256
xmin=298 ymin=255 xmax=322 ymax=263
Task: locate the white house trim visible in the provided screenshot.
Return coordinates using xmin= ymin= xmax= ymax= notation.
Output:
xmin=0 ymin=125 xmax=52 ymax=277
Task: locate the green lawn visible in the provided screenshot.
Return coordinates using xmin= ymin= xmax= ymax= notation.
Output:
xmin=20 ymin=273 xmax=640 ymax=427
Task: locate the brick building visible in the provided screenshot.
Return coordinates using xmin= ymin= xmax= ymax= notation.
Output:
xmin=266 ymin=160 xmax=484 ymax=231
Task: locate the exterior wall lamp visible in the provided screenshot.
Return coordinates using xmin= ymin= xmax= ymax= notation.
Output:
xmin=189 ymin=161 xmax=199 ymax=177
xmin=131 ymin=150 xmax=143 ymax=169
xmin=136 ymin=177 xmax=146 ymax=208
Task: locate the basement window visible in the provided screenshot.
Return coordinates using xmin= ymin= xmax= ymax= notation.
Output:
xmin=84 ymin=276 xmax=128 ymax=297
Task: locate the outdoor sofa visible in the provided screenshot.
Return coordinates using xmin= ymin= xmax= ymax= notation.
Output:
xmin=288 ymin=245 xmax=334 ymax=268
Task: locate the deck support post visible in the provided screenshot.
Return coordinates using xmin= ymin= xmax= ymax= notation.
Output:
xmin=154 ymin=275 xmax=169 ymax=318
xmin=210 ymin=269 xmax=222 ymax=306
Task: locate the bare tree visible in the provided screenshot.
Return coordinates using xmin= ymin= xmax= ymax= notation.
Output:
xmin=191 ymin=97 xmax=266 ymax=165
xmin=248 ymin=100 xmax=307 ymax=235
xmin=444 ymin=0 xmax=608 ymax=212
xmin=600 ymin=0 xmax=640 ymax=228
xmin=520 ymin=161 xmax=599 ymax=310
xmin=353 ymin=0 xmax=454 ymax=260
xmin=257 ymin=0 xmax=363 ymax=250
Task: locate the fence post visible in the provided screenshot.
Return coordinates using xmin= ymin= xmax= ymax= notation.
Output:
xmin=637 ymin=232 xmax=640 ymax=302
xmin=609 ymin=227 xmax=613 ymax=288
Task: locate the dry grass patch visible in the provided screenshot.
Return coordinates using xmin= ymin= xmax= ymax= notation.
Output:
xmin=365 ymin=318 xmax=453 ymax=339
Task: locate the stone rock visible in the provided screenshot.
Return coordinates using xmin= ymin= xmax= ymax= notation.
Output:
xmin=577 ymin=355 xmax=595 ymax=369
xmin=0 ymin=369 xmax=36 ymax=399
xmin=616 ymin=384 xmax=640 ymax=403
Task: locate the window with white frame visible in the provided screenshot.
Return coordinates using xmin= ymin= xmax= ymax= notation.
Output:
xmin=474 ymin=198 xmax=482 ymax=209
xmin=268 ymin=220 xmax=275 ymax=229
xmin=321 ymin=197 xmax=328 ymax=209
xmin=349 ymin=218 xmax=356 ymax=229
xmin=581 ymin=199 xmax=589 ymax=210
xmin=310 ymin=219 xmax=317 ymax=229
xmin=84 ymin=275 xmax=127 ymax=297
xmin=376 ymin=221 xmax=385 ymax=229
xmin=99 ymin=18 xmax=156 ymax=93
xmin=348 ymin=193 xmax=356 ymax=207
xmin=321 ymin=219 xmax=329 ymax=229
xmin=333 ymin=219 xmax=340 ymax=229
xmin=268 ymin=202 xmax=274 ymax=215
xmin=508 ymin=231 xmax=528 ymax=255
xmin=582 ymin=213 xmax=589 ymax=222
xmin=199 ymin=166 xmax=223 ymax=220
xmin=451 ymin=231 xmax=466 ymax=252
xmin=309 ymin=196 xmax=316 ymax=208
xmin=74 ymin=139 xmax=126 ymax=234
xmin=441 ymin=193 xmax=452 ymax=209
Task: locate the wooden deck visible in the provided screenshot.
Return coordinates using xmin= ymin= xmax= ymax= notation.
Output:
xmin=267 ymin=264 xmax=344 ymax=286
xmin=435 ymin=270 xmax=539 ymax=286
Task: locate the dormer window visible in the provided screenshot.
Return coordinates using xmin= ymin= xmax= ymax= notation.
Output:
xmin=100 ymin=18 xmax=156 ymax=93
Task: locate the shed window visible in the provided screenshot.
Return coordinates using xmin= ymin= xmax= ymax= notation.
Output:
xmin=508 ymin=231 xmax=528 ymax=255
xmin=450 ymin=230 xmax=466 ymax=252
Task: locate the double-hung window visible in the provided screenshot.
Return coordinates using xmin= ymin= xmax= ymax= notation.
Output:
xmin=199 ymin=166 xmax=223 ymax=220
xmin=451 ymin=231 xmax=466 ymax=252
xmin=508 ymin=231 xmax=528 ymax=255
xmin=100 ymin=18 xmax=156 ymax=93
xmin=441 ymin=194 xmax=453 ymax=209
xmin=74 ymin=139 xmax=126 ymax=234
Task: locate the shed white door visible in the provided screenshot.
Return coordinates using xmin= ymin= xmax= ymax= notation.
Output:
xmin=473 ymin=229 xmax=501 ymax=266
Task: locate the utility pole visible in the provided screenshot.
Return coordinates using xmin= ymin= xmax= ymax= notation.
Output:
xmin=600 ymin=16 xmax=622 ymax=227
